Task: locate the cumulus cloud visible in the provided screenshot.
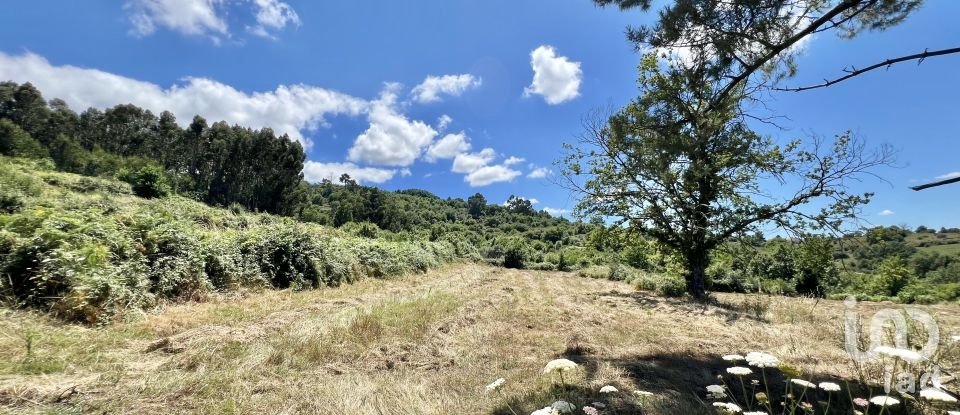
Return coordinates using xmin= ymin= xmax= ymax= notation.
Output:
xmin=523 ymin=45 xmax=582 ymax=105
xmin=527 ymin=166 xmax=551 ymax=179
xmin=302 ymin=161 xmax=396 ymax=184
xmin=436 ymin=114 xmax=453 ymax=132
xmin=504 ymin=156 xmax=525 ymax=166
xmin=543 ymin=207 xmax=570 ymax=217
xmin=452 ymin=148 xmax=497 ymax=174
xmin=465 ymin=165 xmax=521 ymax=187
xmin=125 ymin=0 xmax=228 ymax=40
xmin=249 ymin=0 xmax=300 ymax=38
xmin=0 ymin=52 xmax=366 ymax=147
xmin=124 ymin=0 xmax=300 ymax=41
xmin=879 ymin=209 xmax=895 ymax=216
xmin=449 ymin=148 xmax=521 ymax=187
xmin=347 ymin=84 xmax=439 ymax=166
xmin=936 ymin=172 xmax=960 ymax=180
xmin=411 ymin=74 xmax=482 ymax=103
xmin=425 ymin=132 xmax=471 ymax=162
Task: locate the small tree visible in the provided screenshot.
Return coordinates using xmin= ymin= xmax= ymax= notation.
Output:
xmin=505 ymin=195 xmax=535 ymax=215
xmin=467 ymin=192 xmax=486 ymax=218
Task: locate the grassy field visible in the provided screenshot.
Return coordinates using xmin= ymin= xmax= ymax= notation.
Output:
xmin=1 ymin=264 xmax=959 ymax=414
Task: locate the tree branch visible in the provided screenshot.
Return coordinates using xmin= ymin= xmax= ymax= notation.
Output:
xmin=775 ymin=46 xmax=960 ymax=92
xmin=708 ymin=0 xmax=863 ymax=110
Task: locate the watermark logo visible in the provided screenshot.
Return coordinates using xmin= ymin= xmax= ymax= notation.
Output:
xmin=843 ymin=296 xmax=942 ymax=393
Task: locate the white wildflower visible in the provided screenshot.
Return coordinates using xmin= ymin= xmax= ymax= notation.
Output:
xmin=722 ymin=354 xmax=745 ymax=361
xmin=727 ymin=366 xmax=752 ymax=376
xmin=790 ymin=379 xmax=816 ymax=389
xmin=818 ymin=382 xmax=841 ymax=392
xmin=869 ymin=395 xmax=900 ymax=406
xmin=745 ymin=352 xmax=779 ymax=368
xmin=486 ymin=377 xmax=505 ymax=393
xmin=919 ymin=387 xmax=957 ymax=402
xmin=599 ymin=385 xmax=618 ymax=393
xmin=542 ymin=359 xmax=578 ymax=374
xmin=712 ymin=402 xmax=742 ymax=413
xmin=634 ymin=390 xmax=654 ymax=397
xmin=707 ymin=384 xmax=727 ymax=398
xmin=530 ymin=406 xmax=560 ymax=415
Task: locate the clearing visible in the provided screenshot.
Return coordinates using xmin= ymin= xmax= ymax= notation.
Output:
xmin=1 ymin=264 xmax=958 ymax=414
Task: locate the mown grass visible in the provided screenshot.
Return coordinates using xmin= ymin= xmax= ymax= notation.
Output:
xmin=2 ymin=264 xmax=957 ymax=414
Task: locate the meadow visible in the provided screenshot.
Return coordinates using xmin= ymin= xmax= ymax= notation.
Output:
xmin=2 ymin=264 xmax=958 ymax=414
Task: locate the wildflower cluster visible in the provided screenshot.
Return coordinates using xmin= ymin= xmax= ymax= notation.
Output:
xmin=711 ymin=349 xmax=960 ymax=415
xmin=483 ymin=358 xmax=657 ymax=414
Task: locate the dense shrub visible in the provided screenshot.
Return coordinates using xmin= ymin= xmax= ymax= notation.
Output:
xmin=121 ymin=164 xmax=171 ymax=199
xmin=503 ymin=238 xmax=529 ymax=269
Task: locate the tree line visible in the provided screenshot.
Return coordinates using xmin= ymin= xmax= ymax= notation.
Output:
xmin=0 ymin=81 xmax=304 ymax=214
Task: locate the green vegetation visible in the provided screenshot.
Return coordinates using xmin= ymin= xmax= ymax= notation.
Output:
xmin=0 ymin=158 xmax=456 ymax=324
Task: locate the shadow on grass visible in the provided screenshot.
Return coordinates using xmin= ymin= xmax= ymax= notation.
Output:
xmin=596 ymin=289 xmax=764 ymax=324
xmin=492 ymin=351 xmax=901 ymax=415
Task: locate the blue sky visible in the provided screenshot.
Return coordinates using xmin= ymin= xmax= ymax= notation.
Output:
xmin=0 ymin=0 xmax=957 ymax=228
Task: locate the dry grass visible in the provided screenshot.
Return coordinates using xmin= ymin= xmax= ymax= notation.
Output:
xmin=1 ymin=264 xmax=958 ymax=414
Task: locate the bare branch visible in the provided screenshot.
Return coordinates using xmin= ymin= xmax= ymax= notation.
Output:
xmin=775 ymin=46 xmax=960 ymax=92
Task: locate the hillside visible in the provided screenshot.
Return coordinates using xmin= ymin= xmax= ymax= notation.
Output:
xmin=2 ymin=264 xmax=958 ymax=414
xmin=0 ymin=157 xmax=459 ymax=324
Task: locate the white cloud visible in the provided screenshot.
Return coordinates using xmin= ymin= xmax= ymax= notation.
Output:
xmin=543 ymin=207 xmax=570 ymax=217
xmin=0 ymin=52 xmax=366 ymax=147
xmin=125 ymin=0 xmax=229 ymax=40
xmin=302 ymin=161 xmax=396 ymax=184
xmin=124 ymin=0 xmax=300 ymax=41
xmin=249 ymin=0 xmax=300 ymax=38
xmin=527 ymin=166 xmax=551 ymax=179
xmin=436 ymin=114 xmax=453 ymax=132
xmin=425 ymin=132 xmax=471 ymax=162
xmin=879 ymin=209 xmax=895 ymax=216
xmin=504 ymin=197 xmax=539 ymax=206
xmin=936 ymin=172 xmax=960 ymax=180
xmin=504 ymin=156 xmax=525 ymax=166
xmin=465 ymin=165 xmax=522 ymax=187
xmin=347 ymin=84 xmax=439 ymax=166
xmin=523 ymin=45 xmax=582 ymax=105
xmin=410 ymin=74 xmax=481 ymax=104
xmin=452 ymin=148 xmax=496 ymax=173
xmin=400 ymin=168 xmax=412 ymax=177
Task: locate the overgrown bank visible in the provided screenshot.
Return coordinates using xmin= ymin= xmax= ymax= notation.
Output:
xmin=0 ymin=158 xmax=455 ymax=324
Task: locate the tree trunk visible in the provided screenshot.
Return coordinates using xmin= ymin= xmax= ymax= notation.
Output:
xmin=684 ymin=249 xmax=709 ymax=301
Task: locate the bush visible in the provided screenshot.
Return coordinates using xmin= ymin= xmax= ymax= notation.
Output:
xmin=631 ymin=272 xmax=687 ymax=297
xmin=577 ymin=265 xmax=609 ymax=279
xmin=122 ymin=165 xmax=170 ymax=199
xmin=503 ymin=239 xmax=529 ymax=269
xmin=868 ymin=257 xmax=912 ymax=297
xmin=0 ymin=187 xmax=25 ymax=214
